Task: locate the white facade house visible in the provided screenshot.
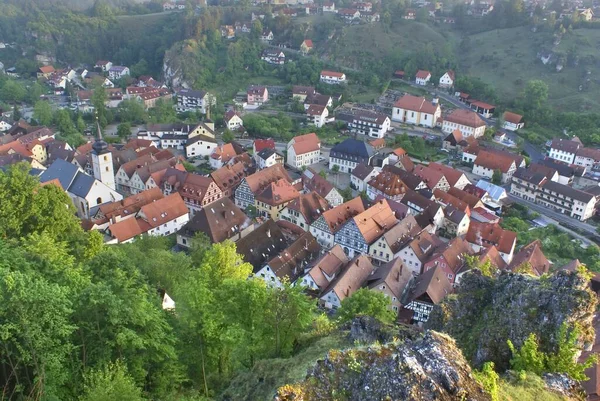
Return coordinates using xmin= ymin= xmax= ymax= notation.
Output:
xmin=502 ymin=112 xmax=524 ymax=131
xmin=438 ymin=71 xmax=455 ymax=88
xmin=224 ymin=110 xmax=243 ymax=130
xmin=392 ymin=95 xmax=441 ymax=128
xmin=415 ymin=70 xmax=431 ymax=86
xmin=320 ymin=70 xmax=346 ymax=84
xmin=441 ymin=109 xmax=486 ymax=138
xmin=344 ymin=111 xmax=391 ymax=139
xmin=287 ymin=133 xmax=321 ymax=169
xmin=574 ymin=148 xmax=600 ymax=169
xmin=108 ymin=66 xmax=130 ymax=80
xmin=351 ymin=163 xmax=379 ymax=191
xmin=306 ymin=104 xmax=330 ymax=128
xmin=176 ymin=89 xmax=215 ymax=114
xmin=548 ymin=139 xmax=582 ymax=165
xmin=0 ymin=120 xmax=12 ymax=132
xmin=185 ymin=135 xmax=218 ymax=159
xmin=473 ymin=151 xmax=517 ymax=184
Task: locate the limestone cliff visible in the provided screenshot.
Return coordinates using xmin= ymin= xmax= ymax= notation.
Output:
xmin=426 ymin=270 xmax=597 ymax=370
xmin=275 ymin=331 xmax=492 ymax=401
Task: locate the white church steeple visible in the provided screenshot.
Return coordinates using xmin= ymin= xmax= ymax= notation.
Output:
xmin=91 ymin=120 xmax=115 ymax=190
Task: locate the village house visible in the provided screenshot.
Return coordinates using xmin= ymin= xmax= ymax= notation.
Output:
xmin=136 ymin=89 xmax=172 ymax=109
xmin=366 ymin=168 xmax=413 ymax=202
xmin=279 ymin=191 xmax=330 ymax=231
xmin=235 ymin=163 xmax=291 ymax=209
xmin=367 ymin=258 xmax=412 ymax=313
xmin=466 ymin=221 xmax=517 ymax=264
xmin=253 ymin=138 xmax=275 ymax=156
xmin=351 ymin=163 xmax=378 ymax=191
xmin=338 ymin=8 xmax=361 ymax=21
xmin=300 ymin=39 xmax=313 ymax=54
xmin=298 ymin=245 xmax=349 ymax=292
xmin=310 ymin=197 xmax=366 ymax=248
xmin=185 ymin=134 xmax=218 ymax=159
xmin=442 ymin=109 xmax=486 ymax=138
xmin=433 ymin=189 xmax=471 ymax=214
xmin=422 ymin=237 xmax=474 ymax=284
xmin=413 ymin=165 xmax=450 ymax=192
xmin=254 ymin=232 xmax=321 ymax=287
xmin=161 ymin=168 xmax=223 ymax=216
xmin=210 ymin=162 xmax=248 ymax=199
xmin=548 ymin=137 xmax=582 ymax=164
xmin=320 ymin=255 xmax=374 ymax=308
xmin=306 ymin=104 xmax=330 ymax=128
xmin=106 ymin=192 xmax=188 ymax=244
xmin=574 ymin=148 xmax=600 ymax=169
xmin=37 ymin=65 xmax=55 ymax=78
xmin=292 ymin=85 xmax=316 ymax=101
xmin=469 ymin=100 xmax=495 ymax=118
xmin=334 ymin=199 xmax=398 ymax=258
xmin=256 ymin=148 xmax=284 ymax=170
xmin=392 ymin=95 xmax=441 ymax=128
xmin=320 ymin=70 xmax=347 ymax=84
xmin=442 ymin=205 xmax=470 ymax=237
xmin=438 ymin=70 xmax=455 ymax=88
xmin=502 ymin=111 xmax=524 ymax=131
xmin=397 ymin=231 xmax=444 ymax=275
xmin=401 ymin=265 xmax=452 ymax=324
xmin=95 ymin=60 xmax=113 ymax=72
xmin=342 ymin=110 xmax=391 ymax=139
xmin=176 ymin=197 xmax=251 ymax=248
xmin=261 ymin=49 xmax=286 ymax=65
xmin=176 ymin=89 xmax=214 ymax=114
xmin=224 ymin=110 xmax=243 ymax=131
xmin=0 ymin=120 xmax=12 ymax=132
xmin=368 ymin=215 xmax=422 ymax=264
xmin=138 ymin=122 xmax=215 ymax=150
xmin=108 ymin=66 xmax=130 ymax=80
xmin=287 ymin=132 xmax=321 ymax=168
xmin=89 ymin=187 xmax=164 ymax=230
xmin=415 ymin=70 xmax=431 ymax=86
xmin=255 ymin=178 xmax=300 ymax=219
xmin=323 ymin=2 xmax=336 ymax=12
xmin=505 ymin=240 xmax=550 ymax=276
xmin=428 ymin=162 xmax=471 ymax=190
xmin=329 ymin=138 xmax=375 ymax=173
xmin=473 ymin=150 xmax=517 ymax=184
xmin=40 ymin=158 xmax=123 ymax=219
xmin=442 ymin=129 xmax=466 ymax=150
xmin=247 ymin=85 xmax=269 ymax=105
xmin=236 ymin=219 xmax=288 ymax=271
xmin=302 ymin=168 xmax=344 ymax=206
xmin=260 ymin=29 xmax=274 ymax=42
xmin=210 ymin=143 xmax=243 ymax=169
xmin=448 ymin=186 xmax=485 ymax=211
xmin=389 ymin=148 xmax=415 ymax=172
xmin=220 ymin=25 xmax=236 ymax=39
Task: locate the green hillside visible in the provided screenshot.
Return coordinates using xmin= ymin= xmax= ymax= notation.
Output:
xmin=460 ymin=26 xmax=600 ymax=111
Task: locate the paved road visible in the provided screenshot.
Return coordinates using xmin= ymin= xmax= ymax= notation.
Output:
xmin=507 ymin=194 xmax=598 ymax=237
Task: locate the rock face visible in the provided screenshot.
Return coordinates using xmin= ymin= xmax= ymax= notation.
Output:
xmin=426 ymin=270 xmax=597 ymax=370
xmin=275 ymin=331 xmax=491 ymax=401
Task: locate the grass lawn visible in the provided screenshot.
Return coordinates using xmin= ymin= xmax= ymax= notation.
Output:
xmin=461 ymin=26 xmax=600 ymax=111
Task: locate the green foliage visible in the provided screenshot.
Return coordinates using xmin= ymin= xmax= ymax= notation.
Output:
xmin=34 ymin=99 xmax=53 ymax=126
xmin=81 ymin=360 xmax=145 ymax=401
xmin=222 ymin=129 xmax=235 ymax=143
xmin=117 ymin=122 xmax=132 ymax=140
xmin=473 ymin=362 xmax=500 ymax=401
xmin=0 ymin=79 xmax=26 ymax=103
xmin=148 ymin=98 xmax=178 ymax=124
xmin=118 ymin=99 xmax=148 ymax=124
xmin=508 ymin=323 xmax=596 ymax=380
xmin=492 ymin=169 xmax=502 ymax=184
xmin=337 ymin=288 xmax=395 ymax=324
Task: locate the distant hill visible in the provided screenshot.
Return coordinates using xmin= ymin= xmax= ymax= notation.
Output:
xmin=0 ymin=0 xmax=151 ymax=10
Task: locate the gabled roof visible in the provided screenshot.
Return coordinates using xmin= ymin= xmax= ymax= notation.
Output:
xmin=443 ymin=204 xmax=468 ymax=224
xmin=393 ymin=95 xmax=438 ymax=114
xmin=285 ymin=191 xmax=331 ymax=225
xmin=445 ymin=109 xmax=486 ymax=128
xmin=302 ymin=167 xmax=335 ymax=197
xmin=210 ymin=162 xmax=247 ymax=191
xmin=380 ymin=214 xmax=422 ymax=253
xmin=415 ymin=70 xmax=431 ymax=79
xmin=245 ymin=164 xmax=291 ymax=193
xmin=477 ymin=245 xmax=507 ymax=270
xmin=351 ymin=199 xmax=398 ymax=245
xmin=255 ymin=178 xmax=300 ymax=206
xmin=247 ymin=85 xmax=267 ymax=96
xmin=307 ymin=104 xmax=327 ymax=116
xmin=550 ymin=138 xmax=581 ymax=154
xmin=443 ymin=70 xmax=455 ymax=81
xmin=351 ymin=163 xmax=375 ymax=180
xmin=404 ymin=265 xmax=451 ymax=305
xmin=503 ymin=111 xmax=523 ymax=124
xmin=253 ymin=138 xmax=275 ymax=152
xmin=236 ymin=219 xmax=288 ymax=269
xmin=466 ymin=222 xmax=517 ymax=255
xmin=406 ymin=231 xmax=444 ymax=264
xmin=428 ymin=162 xmax=469 ymax=188
xmin=179 ymin=197 xmax=249 ymax=243
xmin=331 ymin=138 xmax=374 ymax=159
xmin=40 ymin=158 xmax=79 ymax=190
xmin=108 ymin=217 xmax=151 ymax=243
xmin=513 ymin=167 xmax=548 ymax=186
xmin=97 ymin=187 xmax=164 ymax=222
xmin=474 ymin=150 xmax=515 ymax=173
xmin=321 ymin=70 xmax=345 ymax=78
xmin=291 ymin=132 xmax=321 ymax=154
xmin=368 ymin=257 xmax=412 ymax=299
xmin=322 ymin=255 xmax=374 ymax=302
xmin=577 ymin=147 xmax=600 ymax=161
xmin=426 ymin=237 xmax=474 ymax=274
xmin=320 ymin=197 xmax=367 ymax=233
xmin=140 ymin=192 xmax=188 ymax=228
xmin=305 ymin=245 xmax=349 ymax=290
xmin=434 ymin=189 xmax=470 ymax=214
xmin=212 ymin=143 xmax=241 ymax=163
xmin=68 ymin=171 xmax=96 ymax=198
xmin=448 ymin=187 xmax=483 ymax=208
xmin=266 ymin=231 xmax=321 ymax=280
xmin=506 ymin=240 xmax=549 ymax=276
xmin=412 ymin=165 xmax=445 ymax=189
xmin=367 ymin=169 xmax=411 ymax=197
xmin=444 ymin=129 xmax=464 ymax=146
xmin=475 ymin=180 xmax=506 ymax=201
xmin=292 ymin=85 xmax=316 ymax=96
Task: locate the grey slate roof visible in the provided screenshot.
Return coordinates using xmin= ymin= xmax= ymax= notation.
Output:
xmin=69 ymin=172 xmax=96 ymax=198
xmin=330 ymin=138 xmax=374 ymax=160
xmin=40 ymin=158 xmax=78 ymax=190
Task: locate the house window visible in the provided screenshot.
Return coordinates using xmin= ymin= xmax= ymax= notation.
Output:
xmin=96 ymin=197 xmax=102 ymax=205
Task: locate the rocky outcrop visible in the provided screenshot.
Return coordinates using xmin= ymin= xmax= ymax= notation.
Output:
xmin=163 ymin=40 xmax=210 ymax=89
xmin=275 ymin=331 xmax=491 ymax=401
xmin=543 ymin=373 xmax=586 ymax=400
xmin=426 ymin=270 xmax=597 ymax=370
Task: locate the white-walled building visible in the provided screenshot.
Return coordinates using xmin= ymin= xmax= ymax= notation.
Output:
xmin=185 ymin=134 xmax=218 ymax=159
xmin=392 ymin=95 xmax=441 ymax=128
xmin=287 ymin=132 xmax=321 ymax=168
xmin=320 ymin=70 xmax=346 ymax=84
xmin=306 ymin=104 xmax=330 ymax=128
xmin=548 ymin=138 xmax=582 ymax=165
xmin=415 ymin=70 xmax=431 ymax=85
xmin=438 ymin=70 xmax=455 ymax=88
xmin=442 ymin=109 xmax=486 ymax=138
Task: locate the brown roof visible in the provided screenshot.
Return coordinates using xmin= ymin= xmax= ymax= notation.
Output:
xmin=428 ymin=162 xmax=468 ymax=188
xmin=527 ymin=163 xmax=557 ymax=180
xmin=38 ymin=66 xmax=55 ymax=74
xmin=211 ymin=143 xmax=240 ymax=162
xmin=445 ymin=109 xmax=486 ymax=128
xmin=426 ymin=237 xmax=474 ymax=274
xmin=119 ymin=154 xmax=156 ymax=177
xmin=444 ymin=129 xmax=464 ymax=146
xmin=124 ymin=138 xmax=154 ymax=150
xmin=474 ymin=150 xmax=515 ymax=173
xmin=550 ymin=138 xmax=581 ymax=154
xmin=351 ymin=163 xmax=375 ymax=180
xmin=321 ymin=197 xmax=367 ymax=233
xmin=321 ymin=70 xmax=344 ymax=78
xmin=577 ymin=147 xmax=600 ymax=161
xmin=448 ymin=187 xmax=482 ymax=209
xmin=108 ymin=217 xmax=151 ymax=243
xmin=393 ymin=95 xmax=438 ymax=114
xmin=210 ymin=162 xmax=247 ymax=192
xmin=302 ymin=167 xmax=335 ymax=197
xmin=305 ymin=245 xmax=349 ymax=290
xmin=506 ymin=240 xmax=549 ymax=276
xmin=267 ymin=231 xmax=321 ymax=280
xmin=470 ymin=100 xmax=495 ymax=110
xmin=367 ymin=169 xmax=411 ymax=197
xmin=380 ymin=215 xmax=422 ymax=253
xmin=292 ymin=85 xmax=315 ymax=96
xmin=503 ymin=111 xmax=523 ymax=124
xmin=179 ymin=197 xmax=248 ymax=243
xmin=236 ymin=219 xmax=287 ymax=269
xmin=415 ymin=70 xmax=431 ymax=79
xmin=285 ymin=191 xmax=331 ymax=225
xmin=407 ymin=232 xmax=444 ymax=265
xmin=412 ymin=165 xmax=445 ymax=189
xmin=405 ymin=265 xmax=452 ymax=305
xmin=255 ymin=178 xmax=300 ymax=206
xmin=245 ymin=164 xmax=291 ymax=193
xmin=323 ymin=255 xmax=374 ymax=302
xmin=434 ymin=189 xmax=470 ymax=214
xmin=97 ymin=187 xmax=164 ymax=222
xmin=466 ymin=222 xmax=517 ymax=255
xmin=306 ymin=104 xmax=327 ymax=116
xmin=367 ymin=257 xmax=412 ymax=299
xmin=352 ymin=199 xmax=398 ymax=244
xmin=291 ymin=132 xmax=321 ymax=154
xmin=478 ymin=245 xmax=507 ymax=269
xmin=140 ymin=192 xmax=188 ymax=228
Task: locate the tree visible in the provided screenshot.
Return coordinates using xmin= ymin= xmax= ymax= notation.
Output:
xmin=222 ymin=129 xmax=235 ymax=143
xmin=92 ymin=86 xmax=108 ymax=126
xmin=331 ymin=164 xmax=340 ymax=173
xmin=118 ymin=99 xmax=147 ymax=124
xmin=337 ymin=288 xmax=396 ymax=324
xmin=12 ymin=104 xmax=21 ymax=121
xmin=29 ymin=82 xmax=45 ymax=103
xmin=492 ymin=169 xmax=502 ymax=185
xmin=507 ymin=333 xmax=545 ymax=375
xmin=319 ymin=170 xmax=327 ymax=179
xmin=0 ymin=80 xmax=26 ymax=103
xmin=148 ymin=99 xmax=177 ymax=124
xmin=34 ymin=100 xmax=53 ymax=126
xmin=473 ymin=362 xmax=499 ymax=401
xmin=81 ymin=361 xmax=145 ymax=401
xmin=117 ymin=122 xmax=132 ymax=140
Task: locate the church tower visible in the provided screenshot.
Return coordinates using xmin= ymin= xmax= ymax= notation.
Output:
xmin=91 ymin=121 xmax=115 ymax=190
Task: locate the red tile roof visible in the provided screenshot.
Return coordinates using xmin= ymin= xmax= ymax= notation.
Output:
xmin=253 ymin=138 xmax=275 ymax=153
xmin=393 ymin=95 xmax=438 ymax=114
xmin=415 ymin=70 xmax=431 ymax=79
xmin=428 ymin=162 xmax=468 ymax=188
xmin=255 ymin=178 xmax=300 ymax=206
xmin=474 ymin=150 xmax=515 ymax=173
xmin=291 ymin=132 xmax=321 ymax=154
xmin=503 ymin=111 xmax=523 ymax=124
xmin=466 ymin=222 xmax=517 ymax=255
xmin=321 ymin=197 xmax=366 ymax=233
xmin=445 ymin=109 xmax=486 ymax=128
xmin=506 ymin=240 xmax=549 ymax=276
xmin=321 ymin=70 xmax=345 ymax=78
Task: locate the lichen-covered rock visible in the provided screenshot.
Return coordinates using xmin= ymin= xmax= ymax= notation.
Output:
xmin=346 ymin=315 xmax=417 ymax=344
xmin=543 ymin=373 xmax=586 ymax=400
xmin=426 ymin=270 xmax=597 ymax=370
xmin=275 ymin=331 xmax=491 ymax=401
